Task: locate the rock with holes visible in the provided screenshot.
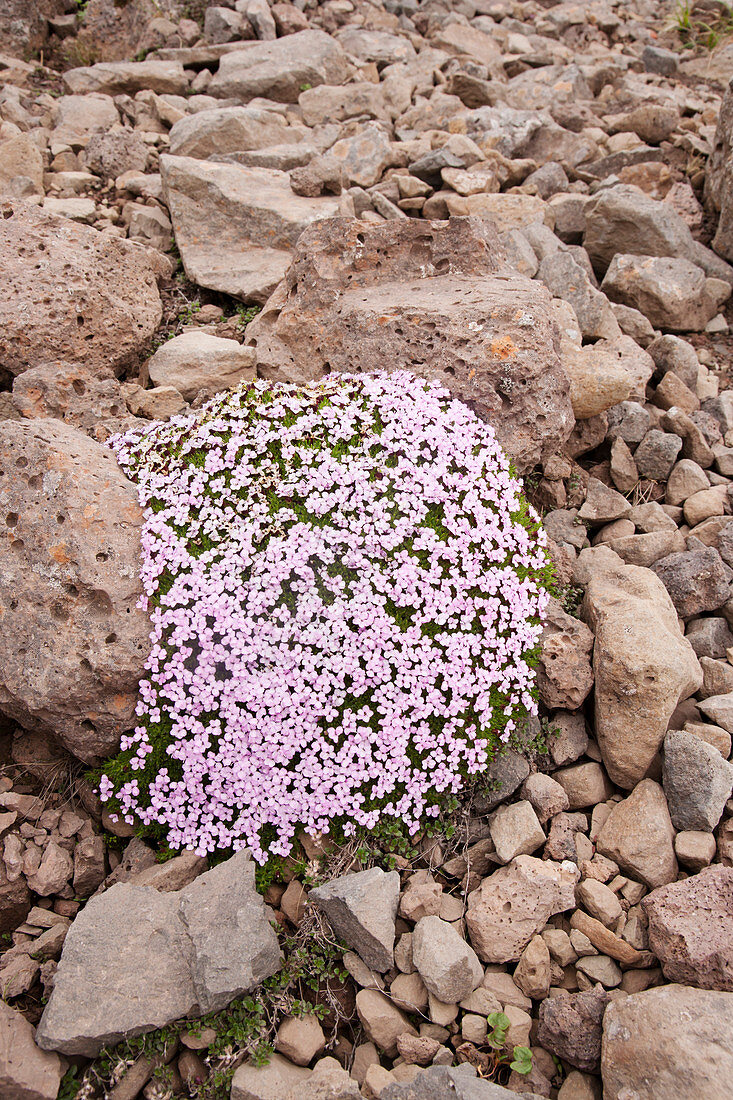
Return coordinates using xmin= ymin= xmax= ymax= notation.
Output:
xmin=246 ymin=216 xmax=574 ymax=473
xmin=0 ymin=201 xmax=162 ymax=378
xmin=11 ymin=361 xmax=140 ymax=443
xmin=0 ymin=418 xmax=150 ymax=762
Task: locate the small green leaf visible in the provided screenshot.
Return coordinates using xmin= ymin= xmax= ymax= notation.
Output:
xmin=509 ymin=1045 xmax=533 ymax=1075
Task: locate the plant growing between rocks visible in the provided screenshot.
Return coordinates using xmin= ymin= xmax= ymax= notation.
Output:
xmin=98 ymin=371 xmax=552 ymax=864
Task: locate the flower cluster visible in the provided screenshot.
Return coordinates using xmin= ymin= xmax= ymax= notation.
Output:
xmin=100 ymin=372 xmax=551 ymax=862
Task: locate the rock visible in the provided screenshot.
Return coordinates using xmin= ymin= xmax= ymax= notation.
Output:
xmin=36 ymin=850 xmax=281 ymax=1055
xmin=466 ymin=855 xmax=578 ymax=963
xmin=232 ymin=1053 xmax=311 ymax=1100
xmin=82 ymin=130 xmax=149 ymax=178
xmin=643 ymin=866 xmax=733 ymax=990
xmin=209 ymin=30 xmax=353 ymax=102
xmin=161 ymin=155 xmax=340 ymax=303
xmin=583 ymin=559 xmax=701 ymax=788
xmin=25 ymin=841 xmax=73 ymax=897
xmin=652 ymin=546 xmax=730 ymax=617
xmin=145 ymin=333 xmax=256 ymax=401
xmin=73 ymin=835 xmax=107 ymax=896
xmin=0 ymin=200 xmax=161 ymax=378
xmin=489 ymin=801 xmax=546 ymax=864
xmin=538 ymin=252 xmax=619 ymax=341
xmin=578 ymin=479 xmax=631 ymax=525
xmin=698 ymin=693 xmax=733 ymax=733
xmin=382 ymin=1065 xmax=536 ymax=1098
xmin=520 ymin=773 xmax=570 ymax=824
xmin=538 ymin=989 xmax=609 ymax=1073
xmin=601 ymin=984 xmax=733 ymax=1099
xmin=169 ymin=106 xmax=306 ymax=159
xmin=602 ymin=254 xmax=728 ymax=332
xmin=549 ymin=712 xmax=589 ymax=768
xmin=51 ymin=94 xmax=120 ymax=147
xmin=583 ymin=185 xmax=696 ymax=274
xmin=247 ymin=217 xmax=574 ymax=473
xmin=707 ymin=76 xmax=733 ymax=263
xmin=595 ymin=780 xmax=678 ymax=889
xmin=576 ymin=880 xmax=622 ymax=927
xmin=276 ymin=1014 xmax=326 ymax=1066
xmin=474 ymin=750 xmax=531 ymax=813
xmin=633 ymin=430 xmax=683 ymax=481
xmin=309 ymin=868 xmax=399 ymax=973
xmin=0 ymin=133 xmax=44 ymax=197
xmin=0 ymin=1000 xmax=62 ymax=1100
xmin=285 ymin=1056 xmax=361 ymax=1100
xmin=63 ymin=60 xmax=188 ymax=96
xmin=411 ymin=916 xmax=483 ymax=1004
xmin=513 ymin=934 xmax=551 ymax=1000
xmin=0 ymin=419 xmax=150 ymax=761
xmin=355 ymin=989 xmax=418 ymax=1056
xmin=537 ymin=598 xmax=594 ymax=710
xmin=675 ymin=830 xmax=717 ymax=871
xmin=663 ymin=729 xmax=733 ymax=831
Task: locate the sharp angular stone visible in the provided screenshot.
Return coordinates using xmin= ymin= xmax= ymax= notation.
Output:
xmin=663 ymin=729 xmax=733 ymax=831
xmin=0 ymin=1001 xmax=62 ymax=1100
xmin=309 ymin=867 xmax=399 ymax=972
xmin=595 ymin=780 xmax=678 ymax=889
xmin=209 ymin=30 xmax=353 ymax=102
xmin=411 ymin=916 xmax=483 ymax=1003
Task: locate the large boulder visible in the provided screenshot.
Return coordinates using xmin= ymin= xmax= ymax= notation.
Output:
xmin=246 ymin=217 xmax=574 ymax=472
xmin=160 ymin=155 xmax=341 ymax=303
xmin=209 ymin=29 xmax=354 ymax=102
xmin=168 ymin=105 xmax=309 ymax=160
xmin=62 ymin=59 xmax=188 ymax=96
xmin=583 ymin=184 xmax=696 ymax=274
xmin=0 ymin=419 xmax=150 ymax=762
xmin=642 ymin=866 xmax=733 ymax=989
xmin=0 ymin=201 xmax=162 ymax=379
xmin=36 ymin=850 xmax=281 ymax=1056
xmin=602 ymin=985 xmax=733 ymax=1099
xmin=583 ymin=559 xmax=702 ymax=788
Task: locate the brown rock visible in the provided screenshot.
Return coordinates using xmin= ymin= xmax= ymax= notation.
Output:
xmin=0 ymin=999 xmax=62 ymax=1100
xmin=0 ymin=201 xmax=162 ymax=378
xmin=596 ymin=780 xmax=678 ymax=889
xmin=537 ymin=598 xmax=594 ymax=710
xmin=246 ymin=217 xmax=574 ymax=473
xmin=466 ymin=855 xmax=578 ymax=963
xmin=643 ymin=866 xmax=733 ymax=990
xmin=0 ymin=419 xmax=150 ymax=762
xmin=25 ymin=842 xmax=73 ymax=897
xmin=583 ymin=559 xmax=702 ymax=788
xmin=355 ymin=989 xmax=417 ymax=1056
xmin=537 ymin=988 xmax=609 ymax=1072
xmin=0 ymin=855 xmax=31 ymax=934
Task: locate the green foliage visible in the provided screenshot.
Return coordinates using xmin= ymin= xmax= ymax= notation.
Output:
xmin=486 ymin=1013 xmax=533 ymax=1077
xmin=555 ymin=582 xmax=583 ymax=619
xmin=509 ymin=1045 xmax=534 ymax=1075
xmin=234 ymin=303 xmax=263 ymax=332
xmin=486 ymin=1011 xmax=510 ymax=1049
xmin=673 ymin=0 xmax=733 ymax=49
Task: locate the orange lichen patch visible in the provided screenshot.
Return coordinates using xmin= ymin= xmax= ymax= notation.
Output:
xmin=49 ymin=543 xmax=70 ymax=565
xmin=490 ymin=335 xmax=517 ymax=360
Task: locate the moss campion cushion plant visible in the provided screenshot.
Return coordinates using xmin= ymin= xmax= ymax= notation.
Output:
xmin=99 ymin=371 xmax=551 ymax=862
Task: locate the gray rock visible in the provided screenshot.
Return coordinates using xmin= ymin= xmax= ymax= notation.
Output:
xmin=538 ymin=252 xmax=619 ymax=341
xmin=538 ymin=988 xmax=609 ymax=1072
xmin=583 ymin=184 xmax=696 ymax=274
xmin=309 ymin=868 xmax=399 ymax=972
xmin=699 ymin=692 xmax=733 ymax=733
xmin=473 ymin=749 xmax=531 ymax=812
xmin=686 ymin=617 xmax=733 ymax=659
xmin=209 ymin=30 xmax=353 ymax=102
xmin=606 ymin=401 xmax=650 ymax=446
xmin=663 ymin=729 xmax=733 ymax=831
xmin=647 ymin=334 xmax=700 ymax=390
xmin=168 ymin=105 xmax=306 ymax=159
xmin=602 ymin=985 xmax=733 ymax=1099
xmin=634 ymin=429 xmax=683 ymax=481
xmin=382 ymin=1065 xmax=542 ymax=1099
xmin=602 ymin=254 xmax=728 ymax=332
xmin=411 ymin=916 xmax=483 ymax=1003
xmin=36 ymin=850 xmax=281 ymax=1055
xmin=652 ymin=546 xmax=730 ymax=617
xmin=642 ymin=45 xmax=680 ymax=75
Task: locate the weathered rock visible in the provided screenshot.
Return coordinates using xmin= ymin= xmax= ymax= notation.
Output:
xmin=309 ymin=868 xmax=399 ymax=972
xmin=12 ymin=361 xmax=133 ymax=441
xmin=466 ymin=855 xmax=578 ymax=963
xmin=411 ymin=916 xmax=483 ymax=1004
xmin=63 ymin=60 xmax=188 ymax=96
xmin=0 ymin=133 xmax=44 ymax=198
xmin=247 ymin=217 xmax=574 ymax=473
xmin=596 ymin=780 xmax=678 ymax=889
xmin=602 ymin=984 xmax=733 ymax=1099
xmin=51 ymin=94 xmax=120 ymax=147
xmin=0 ymin=419 xmax=150 ymax=761
xmin=707 ymin=76 xmax=733 ymax=263
xmin=82 ymin=130 xmax=150 ymax=179
xmin=0 ymin=1000 xmax=62 ymax=1100
xmin=382 ymin=1065 xmax=535 ymax=1098
xmin=513 ymin=934 xmax=551 ymax=1000
xmin=232 ymin=1053 xmax=311 ymax=1100
xmin=602 ymin=254 xmax=728 ymax=331
xmin=584 ymin=185 xmax=697 ymax=274
xmin=538 ymin=989 xmax=609 ymax=1072
xmin=36 ymin=850 xmax=281 ymax=1055
xmin=489 ymin=801 xmax=546 ymax=864
xmin=275 ymin=1014 xmax=325 ymax=1066
xmin=168 ymin=106 xmax=307 ymax=159
xmin=209 ymin=30 xmax=353 ymax=102
xmin=663 ymin=729 xmax=733 ymax=831
xmin=583 ymin=559 xmax=702 ymax=788
xmin=145 ymin=333 xmax=256 ymax=401
xmin=0 ymin=201 xmax=161 ymax=378
xmin=652 ymin=546 xmax=730 ymax=618
xmin=25 ymin=840 xmax=73 ymax=897
xmin=643 ymin=866 xmax=733 ymax=989
xmin=537 ymin=598 xmax=594 ymax=710
xmin=355 ymin=988 xmax=417 ymax=1056
xmin=161 ymin=155 xmax=340 ymax=302
xmin=0 ymin=854 xmax=31 ymax=934
xmin=284 ymin=1056 xmax=361 ymax=1100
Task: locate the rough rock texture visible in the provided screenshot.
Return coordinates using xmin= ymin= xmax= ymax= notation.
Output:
xmin=382 ymin=1067 xmax=539 ymax=1098
xmin=663 ymin=729 xmax=733 ymax=831
xmin=209 ymin=30 xmax=353 ymax=102
xmin=0 ymin=419 xmax=150 ymax=761
xmin=583 ymin=559 xmax=702 ymax=788
xmin=161 ymin=155 xmax=340 ymax=302
xmin=145 ymin=332 xmax=257 ymax=401
xmin=0 ymin=201 xmax=162 ymax=378
xmin=168 ymin=105 xmax=307 ymax=159
xmin=310 ymin=868 xmax=400 ymax=972
xmin=0 ymin=1000 xmax=62 ymax=1100
xmin=707 ymin=76 xmax=733 ymax=262
xmin=36 ymin=850 xmax=281 ymax=1055
xmin=411 ymin=916 xmax=483 ymax=1003
xmin=602 ymin=985 xmax=733 ymax=1099
xmin=596 ymin=780 xmax=678 ymax=888
xmin=537 ymin=989 xmax=609 ymax=1073
xmin=466 ymin=856 xmax=578 ymax=963
xmin=642 ymin=866 xmax=733 ymax=990
xmin=247 ymin=217 xmax=574 ymax=473
xmin=536 ymin=597 xmax=594 ymax=710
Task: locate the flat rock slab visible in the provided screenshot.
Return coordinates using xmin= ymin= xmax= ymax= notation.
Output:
xmin=602 ymin=984 xmax=733 ymax=1099
xmin=36 ymin=850 xmax=281 ymax=1056
xmin=382 ymin=1065 xmax=545 ymax=1098
xmin=209 ymin=29 xmax=353 ymax=102
xmin=246 ymin=216 xmax=574 ymax=472
xmin=0 ymin=201 xmax=162 ymax=378
xmin=310 ymin=867 xmax=399 ymax=973
xmin=160 ymin=155 xmax=340 ymax=302
xmin=62 ymin=60 xmax=188 ymax=96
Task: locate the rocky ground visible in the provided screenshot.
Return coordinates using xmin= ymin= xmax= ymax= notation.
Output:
xmin=2 ymin=0 xmax=733 ymax=1098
